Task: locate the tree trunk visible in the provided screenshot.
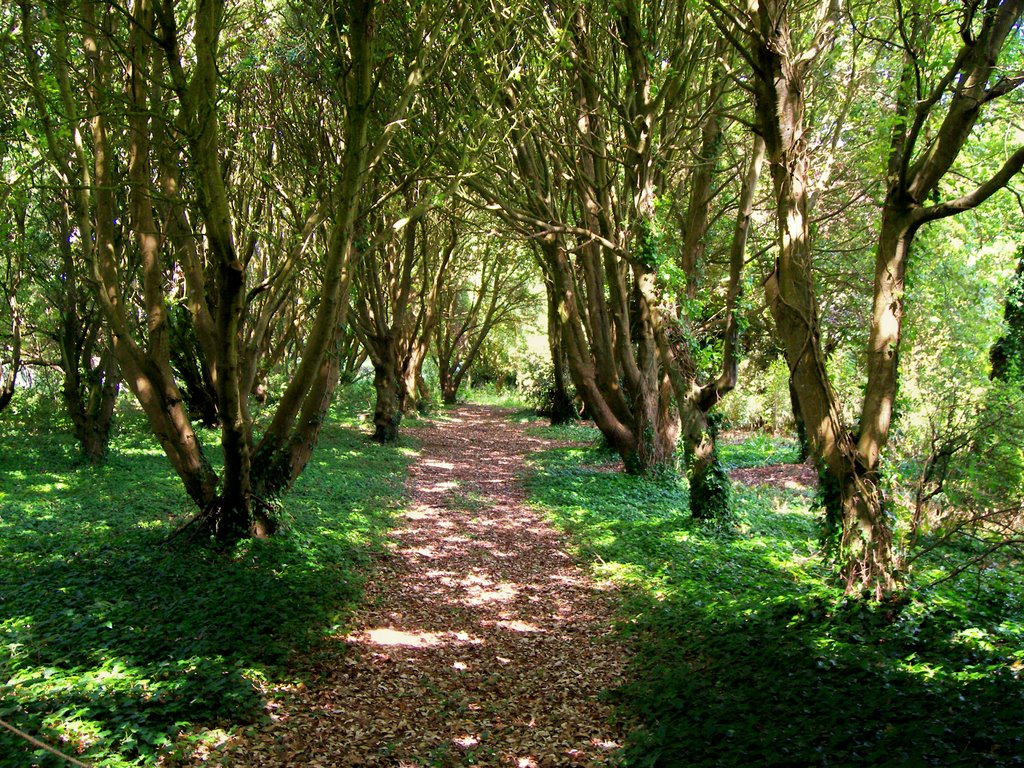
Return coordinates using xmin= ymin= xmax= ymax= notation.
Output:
xmin=991 ymin=247 xmax=1024 ymax=381
xmin=858 ymin=202 xmax=916 ymax=471
xmin=789 ymin=376 xmax=810 ymax=462
xmin=684 ymin=409 xmax=729 ymax=520
xmin=169 ymin=305 xmax=219 ymax=428
xmin=747 ymin=1 xmax=896 ymax=596
xmin=439 ymin=359 xmax=459 ymax=405
xmin=0 ymin=326 xmax=19 ymax=413
xmin=372 ymin=341 xmax=402 ymax=443
xmin=63 ymin=340 xmax=120 ymax=465
xmin=545 ymin=282 xmax=576 ymax=425
xmin=0 ymin=274 xmax=21 ymax=416
xmin=400 ymin=334 xmax=430 ymax=414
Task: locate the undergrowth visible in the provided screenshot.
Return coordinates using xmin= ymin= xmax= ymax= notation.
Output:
xmin=0 ymin=393 xmax=411 ymax=767
xmin=718 ymin=432 xmax=801 ymax=470
xmin=463 ymin=384 xmax=530 ymax=410
xmin=526 ymin=428 xmax=1024 ymax=767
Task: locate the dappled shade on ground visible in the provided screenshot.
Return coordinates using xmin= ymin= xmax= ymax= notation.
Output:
xmin=202 ymin=406 xmax=627 ymax=766
xmin=527 ymin=434 xmax=1024 ymax=767
xmin=0 ymin=415 xmax=408 ymax=767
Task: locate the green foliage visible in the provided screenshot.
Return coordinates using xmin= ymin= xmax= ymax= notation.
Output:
xmin=527 ymin=428 xmax=1024 ymax=767
xmin=887 ymin=378 xmax=1024 ymax=557
xmin=899 ymin=228 xmax=1017 ymax=445
xmin=0 ymin=369 xmax=72 ymax=435
xmin=465 ymin=382 xmax=531 ymax=410
xmin=634 ymin=216 xmax=662 ymax=271
xmin=991 ymin=247 xmax=1024 ymax=383
xmin=718 ymin=433 xmax=801 ymax=470
xmin=825 ymin=346 xmax=867 ymax=428
xmin=941 ymin=382 xmax=1024 ymax=515
xmin=331 ymin=376 xmax=377 ymax=428
xmin=719 ymin=357 xmax=794 ymax=433
xmin=415 ymin=358 xmax=443 ymax=415
xmin=525 ymin=448 xmax=694 ymax=587
xmin=526 ymin=418 xmax=610 ymax=448
xmin=516 ymin=355 xmax=577 ymax=420
xmin=815 ymin=459 xmax=845 ymax=556
xmin=0 ymin=410 xmax=409 ymax=767
xmin=465 ymin=332 xmax=525 ymax=393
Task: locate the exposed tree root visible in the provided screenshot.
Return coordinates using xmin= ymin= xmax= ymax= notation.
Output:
xmin=167 ymin=495 xmax=276 ymax=546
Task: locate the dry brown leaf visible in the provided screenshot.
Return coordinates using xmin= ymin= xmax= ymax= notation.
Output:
xmin=188 ymin=406 xmax=630 ymax=767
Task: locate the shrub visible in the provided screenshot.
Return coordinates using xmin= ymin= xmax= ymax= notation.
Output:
xmin=517 ymin=355 xmax=577 ymax=421
xmin=719 ymin=356 xmax=793 ymax=433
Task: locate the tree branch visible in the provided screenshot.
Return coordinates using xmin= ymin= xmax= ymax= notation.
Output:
xmin=914 ymin=144 xmax=1024 ymax=225
xmin=704 ymin=0 xmax=760 ymax=76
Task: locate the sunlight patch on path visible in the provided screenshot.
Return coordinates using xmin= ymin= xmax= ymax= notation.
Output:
xmin=200 ymin=404 xmax=629 ymax=767
xmin=352 ymin=628 xmax=483 ymax=648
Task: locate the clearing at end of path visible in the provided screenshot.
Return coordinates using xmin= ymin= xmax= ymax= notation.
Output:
xmin=201 ymin=405 xmax=629 ymax=767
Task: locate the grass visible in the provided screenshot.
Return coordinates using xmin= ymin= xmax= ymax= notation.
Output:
xmin=0 ymin=393 xmax=411 ymax=767
xmin=525 ymin=427 xmax=1024 ymax=767
xmin=462 ymin=383 xmax=530 ymax=410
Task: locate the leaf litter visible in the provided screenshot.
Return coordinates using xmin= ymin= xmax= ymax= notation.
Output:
xmin=191 ymin=405 xmax=629 ymax=766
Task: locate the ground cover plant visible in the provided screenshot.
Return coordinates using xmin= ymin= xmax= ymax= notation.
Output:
xmin=718 ymin=433 xmax=802 ymax=471
xmin=526 ymin=422 xmax=1024 ymax=767
xmin=0 ymin=396 xmax=410 ymax=767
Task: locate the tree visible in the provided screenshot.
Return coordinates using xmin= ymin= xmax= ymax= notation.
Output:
xmin=14 ymin=4 xmax=121 ymax=458
xmin=464 ymin=1 xmax=763 ymax=523
xmin=466 ymin=3 xmax=667 ymax=466
xmin=434 ymin=231 xmax=537 ymax=405
xmin=352 ymin=199 xmax=455 ymax=442
xmin=0 ymin=189 xmax=23 ymax=414
xmin=0 ymin=4 xmax=26 ymax=415
xmin=710 ymin=0 xmax=1024 ymax=595
xmin=48 ymin=200 xmax=120 ymax=463
xmin=537 ymin=271 xmax=578 ymax=425
xmin=16 ymin=0 xmax=473 ymax=539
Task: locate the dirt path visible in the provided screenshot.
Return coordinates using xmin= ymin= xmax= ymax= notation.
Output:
xmin=210 ymin=405 xmax=628 ymax=767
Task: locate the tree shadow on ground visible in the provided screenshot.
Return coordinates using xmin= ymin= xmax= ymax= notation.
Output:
xmin=616 ymin=590 xmax=1024 ymax=767
xmin=526 ymin=450 xmax=1024 ymax=768
xmin=0 ymin=420 xmax=408 ymax=767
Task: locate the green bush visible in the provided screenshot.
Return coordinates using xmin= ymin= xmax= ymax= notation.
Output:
xmin=719 ymin=357 xmax=793 ymax=433
xmin=515 ymin=355 xmax=576 ymax=420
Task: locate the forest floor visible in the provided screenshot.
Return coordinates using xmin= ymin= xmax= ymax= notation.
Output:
xmin=7 ymin=400 xmax=1022 ymax=767
xmin=201 ymin=405 xmax=628 ymax=767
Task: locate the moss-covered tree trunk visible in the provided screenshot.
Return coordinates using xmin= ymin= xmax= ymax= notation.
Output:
xmin=683 ymin=411 xmax=729 ymax=520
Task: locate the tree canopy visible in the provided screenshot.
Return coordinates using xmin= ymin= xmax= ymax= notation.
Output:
xmin=2 ymin=0 xmax=1022 ymax=597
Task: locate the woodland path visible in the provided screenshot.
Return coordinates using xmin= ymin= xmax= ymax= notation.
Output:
xmin=206 ymin=405 xmax=628 ymax=767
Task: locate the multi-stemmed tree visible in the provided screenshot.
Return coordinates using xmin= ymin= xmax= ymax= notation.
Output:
xmin=463 ymin=1 xmax=765 ymax=521
xmin=351 ymin=198 xmax=456 ymax=441
xmin=17 ymin=0 xmax=477 ymax=538
xmin=710 ymin=0 xmax=1024 ymax=594
xmin=433 ymin=235 xmax=537 ymax=406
